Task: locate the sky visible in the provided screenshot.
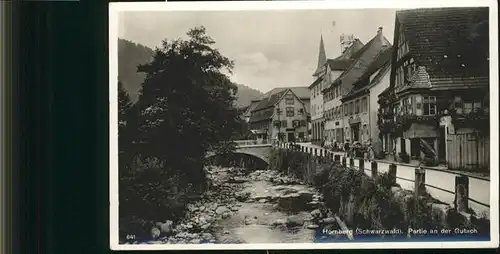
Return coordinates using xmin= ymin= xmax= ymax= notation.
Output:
xmin=119 ymin=9 xmax=398 ymax=93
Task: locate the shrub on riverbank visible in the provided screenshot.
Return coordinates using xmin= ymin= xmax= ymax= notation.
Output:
xmin=119 ymin=156 xmax=204 ymax=239
xmin=268 ymin=148 xmax=490 ymax=236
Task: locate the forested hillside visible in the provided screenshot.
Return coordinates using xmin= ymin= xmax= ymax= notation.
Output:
xmin=118 ymin=38 xmax=263 ymax=107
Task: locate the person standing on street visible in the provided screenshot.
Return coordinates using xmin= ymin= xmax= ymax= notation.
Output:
xmin=343 ymin=142 xmax=350 ymax=158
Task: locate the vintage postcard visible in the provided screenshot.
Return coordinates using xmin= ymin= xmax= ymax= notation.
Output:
xmin=109 ymin=0 xmax=498 ymax=250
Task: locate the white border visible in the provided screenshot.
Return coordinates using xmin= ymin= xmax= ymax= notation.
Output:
xmin=109 ymin=0 xmax=499 ymax=250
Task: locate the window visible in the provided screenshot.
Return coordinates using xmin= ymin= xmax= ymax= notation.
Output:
xmin=463 ymin=100 xmax=482 ymax=114
xmin=393 ymin=104 xmax=400 ymax=118
xmin=286 ymin=107 xmax=294 ymax=117
xmin=402 ymin=97 xmax=413 ymax=114
xmin=285 ymin=94 xmax=294 ymax=105
xmin=281 ymin=120 xmax=287 ymax=128
xmin=300 ymin=120 xmax=306 ymax=127
xmin=355 ymin=100 xmax=360 ymax=114
xmin=423 ymin=96 xmax=437 ymax=116
xmin=350 ymin=102 xmax=354 ymax=115
xmin=297 ymin=108 xmax=304 ymax=115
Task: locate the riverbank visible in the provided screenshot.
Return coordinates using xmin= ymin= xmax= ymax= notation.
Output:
xmin=123 ymin=165 xmax=352 ymax=244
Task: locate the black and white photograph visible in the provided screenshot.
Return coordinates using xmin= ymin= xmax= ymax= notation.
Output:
xmin=109 ymin=1 xmax=498 ymax=250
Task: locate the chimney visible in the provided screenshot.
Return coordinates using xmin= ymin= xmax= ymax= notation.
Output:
xmin=340 ymin=33 xmax=355 ymax=54
xmin=378 ymin=27 xmax=388 ymax=47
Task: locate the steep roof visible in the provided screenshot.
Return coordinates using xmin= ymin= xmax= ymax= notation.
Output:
xmin=342 ymin=47 xmax=392 ymax=101
xmin=396 ymin=7 xmax=489 ymax=78
xmin=243 ymin=100 xmax=260 ymax=117
xmin=325 ymin=39 xmax=365 ymax=71
xmin=355 ymin=46 xmax=393 ymax=86
xmin=332 ymin=29 xmax=392 ymax=95
xmin=260 ymin=87 xmax=310 ymax=100
xmin=308 ymin=76 xmax=324 ymax=89
xmin=326 ymin=59 xmax=353 ymax=71
xmin=313 ymin=35 xmax=328 ymax=76
xmin=248 ymin=107 xmax=275 ymax=123
xmin=249 ymin=89 xmax=306 ymax=123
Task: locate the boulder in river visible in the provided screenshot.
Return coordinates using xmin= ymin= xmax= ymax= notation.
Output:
xmin=307 ymin=224 xmax=319 ymax=230
xmin=298 ymin=191 xmax=314 ymax=203
xmin=222 ymin=211 xmax=231 ymax=219
xmin=201 ymin=233 xmax=213 ymax=240
xmin=235 ymin=192 xmax=251 ymax=202
xmin=252 ymin=194 xmax=273 ymax=201
xmin=310 ymin=209 xmax=322 ymax=219
xmin=151 ymin=227 xmax=161 ymax=239
xmin=215 ymin=206 xmax=230 ymax=215
xmin=307 ymin=201 xmax=321 ymax=210
xmin=245 ymin=216 xmax=258 ymax=225
xmin=285 ymin=215 xmax=304 ymax=227
xmin=190 ymin=239 xmax=201 ymax=244
xmin=157 ymin=220 xmax=173 ymax=236
xmin=321 ymin=217 xmax=336 ymax=225
xmin=271 ymin=219 xmax=286 ymax=227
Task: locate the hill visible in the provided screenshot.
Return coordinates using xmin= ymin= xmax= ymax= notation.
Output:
xmin=117 ymin=38 xmax=263 ymax=108
xmin=232 ymin=83 xmax=263 ymax=108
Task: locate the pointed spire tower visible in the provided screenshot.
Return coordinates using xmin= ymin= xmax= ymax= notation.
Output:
xmin=313 ymin=34 xmax=327 ymax=77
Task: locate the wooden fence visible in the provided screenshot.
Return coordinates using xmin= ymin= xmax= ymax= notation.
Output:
xmin=447 ymin=132 xmax=489 ymax=170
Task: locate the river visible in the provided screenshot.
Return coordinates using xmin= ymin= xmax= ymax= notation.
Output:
xmin=139 ymin=166 xmax=350 ymax=245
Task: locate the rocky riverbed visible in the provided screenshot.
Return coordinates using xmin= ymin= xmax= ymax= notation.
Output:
xmin=132 ymin=166 xmax=349 ymax=245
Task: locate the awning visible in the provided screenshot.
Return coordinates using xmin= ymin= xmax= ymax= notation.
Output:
xmin=403 ymin=123 xmax=438 ymax=139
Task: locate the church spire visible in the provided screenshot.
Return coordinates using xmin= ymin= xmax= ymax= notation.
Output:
xmin=313 ymin=34 xmax=327 ymax=76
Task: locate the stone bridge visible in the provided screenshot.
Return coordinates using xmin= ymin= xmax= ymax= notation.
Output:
xmin=206 ymin=140 xmax=273 ymax=164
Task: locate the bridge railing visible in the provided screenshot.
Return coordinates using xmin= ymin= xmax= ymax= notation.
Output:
xmin=233 ymin=139 xmax=268 ymax=146
xmin=279 ymin=143 xmax=490 ymax=218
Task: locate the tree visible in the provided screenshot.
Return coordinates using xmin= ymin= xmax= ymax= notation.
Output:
xmin=132 ymin=26 xmax=240 ymax=191
xmin=118 ymin=81 xmax=134 ymax=169
xmin=118 ymin=81 xmax=133 ymax=126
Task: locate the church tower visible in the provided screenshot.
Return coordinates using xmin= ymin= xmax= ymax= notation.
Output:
xmin=313 ymin=34 xmax=327 ymax=77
